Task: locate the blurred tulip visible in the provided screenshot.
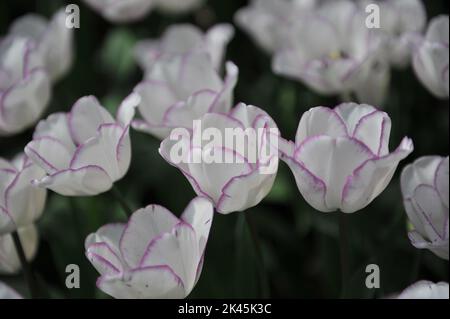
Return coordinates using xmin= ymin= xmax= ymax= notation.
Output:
xmin=272 ymin=0 xmax=381 ymax=96
xmin=0 ymin=37 xmax=51 ymax=136
xmin=0 ymin=282 xmax=22 ymax=299
xmin=83 ymin=0 xmax=204 ymax=23
xmin=9 ymin=8 xmax=74 ymax=82
xmin=412 ymin=15 xmax=449 ymax=99
xmin=0 ymin=154 xmax=46 ymax=235
xmin=235 ymin=0 xmax=316 ymax=53
xmin=129 ymin=52 xmax=238 ymax=139
xmin=85 ymin=197 xmax=213 ymax=299
xmin=396 ymin=281 xmax=449 ymax=299
xmin=159 ymin=103 xmax=279 ymax=214
xmin=24 ymin=94 xmax=139 ymax=196
xmin=0 ymin=225 xmax=38 ymax=274
xmin=134 ymin=23 xmax=234 ymax=71
xmin=279 ymin=103 xmax=414 ymax=213
xmin=401 ymin=156 xmax=449 ymax=260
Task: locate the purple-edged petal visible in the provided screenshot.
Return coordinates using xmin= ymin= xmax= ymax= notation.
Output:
xmin=342 ymin=137 xmax=413 ymax=213
xmin=25 ymin=137 xmax=73 ymax=174
xmin=333 ymin=103 xmax=378 ymax=135
xmin=295 ymin=106 xmax=348 ymax=143
xmin=70 ymin=124 xmax=130 ymax=181
xmin=435 ymin=157 xmax=449 ymax=208
xmin=33 ymin=113 xmax=75 ymax=152
xmin=352 ymin=109 xmax=391 ymax=156
xmin=85 ymin=242 xmax=122 ymax=276
xmin=32 ymin=165 xmax=113 ymax=196
xmin=400 ymin=156 xmax=442 ymax=198
xmin=119 ymin=205 xmax=179 ymax=268
xmin=97 ymin=265 xmax=185 ymax=299
xmin=68 ymin=96 xmax=115 ymax=145
xmin=140 ymin=223 xmax=199 ymax=295
xmin=397 ymin=281 xmax=449 ymax=299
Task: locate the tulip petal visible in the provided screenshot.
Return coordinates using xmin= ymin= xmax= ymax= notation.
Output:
xmin=70 ymin=124 xmax=130 ymax=181
xmin=32 ymin=165 xmax=113 ymax=196
xmin=25 ymin=137 xmax=73 ymax=174
xmin=333 ymin=103 xmax=378 ymax=135
xmin=86 ymin=242 xmax=122 ymax=276
xmin=352 ymin=109 xmax=391 ymax=156
xmin=68 ymin=96 xmax=115 ymax=145
xmin=97 ymin=265 xmax=185 ymax=299
xmin=33 ymin=113 xmax=76 ymax=152
xmin=401 ymin=156 xmax=442 ymax=198
xmin=180 ymin=197 xmax=213 ymax=254
xmin=140 ymin=223 xmax=199 ymax=294
xmin=119 ymin=205 xmax=179 ymax=268
xmin=342 ymin=137 xmax=414 ymax=213
xmin=435 ymin=157 xmax=449 ymax=208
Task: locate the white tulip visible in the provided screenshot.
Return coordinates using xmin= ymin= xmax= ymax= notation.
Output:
xmin=0 ymin=37 xmax=51 ymax=136
xmin=0 ymin=282 xmax=22 ymax=299
xmin=134 ymin=23 xmax=234 ymax=71
xmin=83 ymin=0 xmax=204 ymax=23
xmin=272 ymin=0 xmax=381 ymax=96
xmin=401 ymin=156 xmax=449 ymax=260
xmin=24 ymin=94 xmax=139 ymax=196
xmin=159 ymin=103 xmax=279 ymax=214
xmin=9 ymin=8 xmax=74 ymax=81
xmin=279 ymin=103 xmax=414 ymax=213
xmin=0 ymin=154 xmax=46 ymax=235
xmin=85 ymin=197 xmax=213 ymax=299
xmin=130 ymin=52 xmax=238 ymax=139
xmin=412 ymin=15 xmax=449 ymax=99
xmin=396 ymin=281 xmax=449 ymax=299
xmin=234 ymin=0 xmax=314 ymax=53
xmin=0 ymin=225 xmax=38 ymax=274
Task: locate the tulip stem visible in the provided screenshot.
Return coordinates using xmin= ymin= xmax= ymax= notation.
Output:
xmin=111 ymin=185 xmax=134 ymax=218
xmin=11 ymin=231 xmax=38 ymax=298
xmin=245 ymin=212 xmax=270 ymax=298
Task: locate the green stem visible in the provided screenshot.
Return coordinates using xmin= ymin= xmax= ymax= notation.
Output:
xmin=110 ymin=185 xmax=134 ymax=218
xmin=244 ymin=212 xmax=270 ymax=298
xmin=339 ymin=213 xmax=350 ymax=298
xmin=11 ymin=231 xmax=38 ymax=298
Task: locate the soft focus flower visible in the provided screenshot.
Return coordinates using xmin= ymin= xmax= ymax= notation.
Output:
xmin=159 ymin=103 xmax=279 ymax=214
xmin=412 ymin=15 xmax=449 ymax=99
xmin=0 ymin=282 xmax=22 ymax=299
xmin=24 ymin=94 xmax=139 ymax=196
xmin=279 ymin=103 xmax=414 ymax=213
xmin=134 ymin=23 xmax=234 ymax=71
xmin=83 ymin=0 xmax=204 ymax=23
xmin=9 ymin=8 xmax=74 ymax=81
xmin=85 ymin=197 xmax=213 ymax=299
xmin=401 ymin=156 xmax=449 ymax=260
xmin=359 ymin=0 xmax=426 ymax=68
xmin=272 ymin=0 xmax=381 ymax=96
xmin=0 ymin=37 xmax=51 ymax=136
xmin=129 ymin=52 xmax=238 ymax=139
xmin=235 ymin=0 xmax=316 ymax=53
xmin=0 ymin=154 xmax=46 ymax=235
xmin=0 ymin=225 xmax=38 ymax=274
xmin=396 ymin=281 xmax=449 ymax=299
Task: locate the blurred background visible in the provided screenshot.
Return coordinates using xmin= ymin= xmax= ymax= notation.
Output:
xmin=0 ymin=0 xmax=448 ymax=298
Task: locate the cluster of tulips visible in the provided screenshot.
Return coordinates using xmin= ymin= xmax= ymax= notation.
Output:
xmin=0 ymin=0 xmax=448 ymax=299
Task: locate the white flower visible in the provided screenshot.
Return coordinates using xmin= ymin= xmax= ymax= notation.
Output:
xmin=0 ymin=282 xmax=22 ymax=299
xmin=83 ymin=0 xmax=204 ymax=23
xmin=401 ymin=156 xmax=449 ymax=260
xmin=359 ymin=0 xmax=426 ymax=68
xmin=159 ymin=103 xmax=279 ymax=214
xmin=85 ymin=197 xmax=213 ymax=299
xmin=9 ymin=8 xmax=74 ymax=81
xmin=130 ymin=52 xmax=238 ymax=139
xmin=0 ymin=225 xmax=38 ymax=274
xmin=0 ymin=37 xmax=51 ymax=136
xmin=0 ymin=154 xmax=46 ymax=235
xmin=396 ymin=281 xmax=449 ymax=299
xmin=272 ymin=0 xmax=381 ymax=96
xmin=24 ymin=94 xmax=139 ymax=196
xmin=279 ymin=103 xmax=414 ymax=213
xmin=235 ymin=0 xmax=315 ymax=53
xmin=412 ymin=15 xmax=449 ymax=99
xmin=134 ymin=23 xmax=234 ymax=71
